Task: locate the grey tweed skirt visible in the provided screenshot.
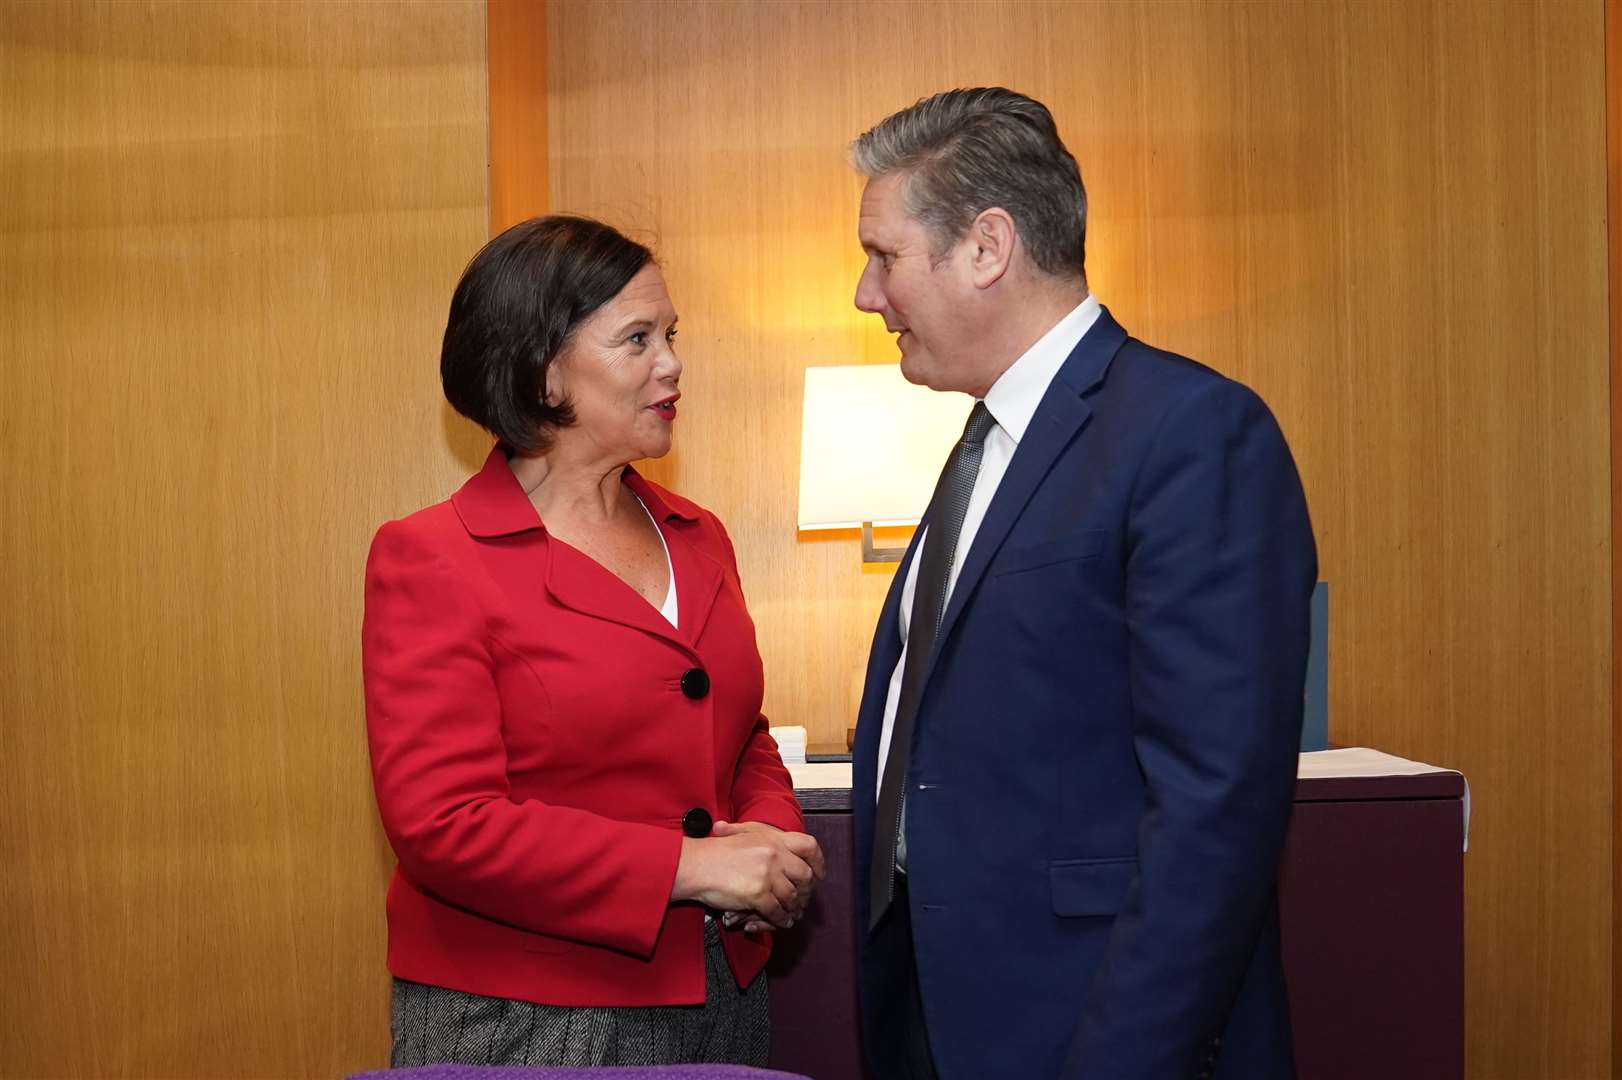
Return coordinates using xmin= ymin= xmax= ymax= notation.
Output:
xmin=390 ymin=919 xmax=768 ymax=1068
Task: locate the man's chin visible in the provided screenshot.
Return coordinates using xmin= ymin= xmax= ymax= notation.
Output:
xmin=901 ymin=355 xmax=962 ymax=395
xmin=898 ymin=353 xmax=932 ymax=386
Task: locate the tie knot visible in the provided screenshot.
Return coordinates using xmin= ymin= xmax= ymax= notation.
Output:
xmin=961 ymin=401 xmax=996 ymax=447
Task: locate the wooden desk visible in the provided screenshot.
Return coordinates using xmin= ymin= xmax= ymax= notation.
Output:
xmin=767 ymin=769 xmax=1465 ymax=1080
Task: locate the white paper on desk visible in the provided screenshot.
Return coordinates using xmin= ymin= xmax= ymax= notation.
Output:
xmin=769 ymin=725 xmax=808 ymax=765
xmin=1299 ymin=748 xmax=1470 ymax=853
xmin=788 ymin=761 xmax=852 ymax=791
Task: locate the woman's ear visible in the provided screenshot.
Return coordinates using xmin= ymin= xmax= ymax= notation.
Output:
xmin=541 ymin=351 xmax=569 ymax=407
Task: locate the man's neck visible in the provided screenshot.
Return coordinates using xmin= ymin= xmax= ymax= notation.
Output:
xmin=969 ymin=277 xmax=1090 ymax=397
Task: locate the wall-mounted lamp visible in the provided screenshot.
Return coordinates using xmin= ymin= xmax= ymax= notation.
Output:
xmin=797 ymin=365 xmax=971 ymax=562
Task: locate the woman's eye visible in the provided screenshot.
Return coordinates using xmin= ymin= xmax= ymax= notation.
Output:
xmin=665 ymin=328 xmax=678 ymax=344
xmin=627 ymin=332 xmax=648 ymax=346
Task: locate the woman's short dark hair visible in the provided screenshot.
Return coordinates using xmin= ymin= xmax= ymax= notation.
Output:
xmin=440 ymin=215 xmax=654 ymax=453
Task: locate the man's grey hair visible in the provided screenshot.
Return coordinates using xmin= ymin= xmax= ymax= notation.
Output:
xmin=851 ymin=87 xmax=1087 ymax=280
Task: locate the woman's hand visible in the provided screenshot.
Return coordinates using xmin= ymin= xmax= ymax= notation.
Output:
xmin=714 ymin=820 xmax=826 ymax=933
xmin=670 ymin=819 xmax=825 ymax=930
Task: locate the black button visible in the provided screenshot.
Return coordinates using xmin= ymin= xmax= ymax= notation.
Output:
xmin=682 ymin=807 xmax=713 ymax=838
xmin=680 ymin=668 xmax=710 ymax=700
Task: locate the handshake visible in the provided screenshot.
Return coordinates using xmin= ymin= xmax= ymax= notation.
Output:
xmin=669 ymin=819 xmax=826 ymax=933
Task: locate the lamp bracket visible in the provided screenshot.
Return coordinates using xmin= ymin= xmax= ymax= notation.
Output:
xmin=861 ymin=522 xmax=906 ymax=564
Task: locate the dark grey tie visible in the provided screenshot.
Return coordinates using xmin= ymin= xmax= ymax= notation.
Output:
xmin=870 ymin=401 xmax=996 ymax=929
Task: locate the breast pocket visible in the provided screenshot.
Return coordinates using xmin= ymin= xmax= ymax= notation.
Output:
xmin=1050 ymin=855 xmax=1138 ymax=917
xmin=993 ymin=529 xmax=1106 ymax=577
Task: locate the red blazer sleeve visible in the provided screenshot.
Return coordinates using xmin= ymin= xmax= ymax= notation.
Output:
xmin=730 ymin=712 xmax=804 ymax=833
xmin=708 ymin=513 xmax=803 ymax=835
xmin=362 ymin=520 xmax=683 ymax=958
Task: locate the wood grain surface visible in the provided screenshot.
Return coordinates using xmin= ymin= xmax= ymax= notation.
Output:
xmin=1 ymin=1 xmax=1611 ymax=1078
xmin=0 ymin=2 xmax=489 ymax=1076
xmin=1610 ymin=2 xmax=1622 ymax=1076
xmin=489 ymin=0 xmax=548 ymax=232
xmin=544 ymin=2 xmax=1612 ymax=1077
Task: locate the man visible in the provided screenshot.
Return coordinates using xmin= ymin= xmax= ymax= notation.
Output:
xmin=848 ymin=87 xmax=1316 ymax=1080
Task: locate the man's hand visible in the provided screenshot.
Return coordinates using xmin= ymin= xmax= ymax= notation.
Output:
xmin=670 ymin=819 xmax=825 ymax=930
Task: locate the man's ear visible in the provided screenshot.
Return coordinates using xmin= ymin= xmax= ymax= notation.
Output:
xmin=968 ymin=207 xmax=1018 ymax=289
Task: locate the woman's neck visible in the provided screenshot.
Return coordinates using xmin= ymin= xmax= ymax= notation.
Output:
xmin=507 ymin=449 xmax=629 ymax=523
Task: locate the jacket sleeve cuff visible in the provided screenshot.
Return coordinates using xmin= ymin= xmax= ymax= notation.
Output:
xmin=734 ymin=794 xmax=805 ymax=834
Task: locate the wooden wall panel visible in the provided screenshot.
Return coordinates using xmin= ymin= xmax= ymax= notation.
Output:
xmin=0 ymin=2 xmax=489 ymax=1076
xmin=489 ymin=0 xmax=548 ymax=231
xmin=546 ymin=2 xmax=1612 ymax=1077
xmin=1610 ymin=0 xmax=1622 ymax=1072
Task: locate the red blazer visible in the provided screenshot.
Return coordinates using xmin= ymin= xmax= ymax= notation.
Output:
xmin=362 ymin=447 xmax=802 ymax=1007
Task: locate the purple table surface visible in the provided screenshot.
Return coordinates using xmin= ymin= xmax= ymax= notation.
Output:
xmin=349 ymin=1066 xmax=811 ymax=1080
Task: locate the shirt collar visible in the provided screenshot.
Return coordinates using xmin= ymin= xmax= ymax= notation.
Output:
xmin=981 ymin=294 xmax=1101 ymax=445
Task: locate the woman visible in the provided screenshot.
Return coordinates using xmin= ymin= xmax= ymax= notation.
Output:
xmin=362 ymin=215 xmax=823 ymax=1067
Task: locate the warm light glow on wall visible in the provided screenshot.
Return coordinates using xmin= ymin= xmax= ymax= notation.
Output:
xmin=797 ymin=364 xmax=970 ymax=530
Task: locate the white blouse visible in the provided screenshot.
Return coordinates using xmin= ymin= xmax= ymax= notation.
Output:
xmin=636 ymin=494 xmax=679 ymax=628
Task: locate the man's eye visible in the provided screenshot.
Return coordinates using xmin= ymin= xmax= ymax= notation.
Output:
xmin=880 ymin=253 xmax=895 ymax=271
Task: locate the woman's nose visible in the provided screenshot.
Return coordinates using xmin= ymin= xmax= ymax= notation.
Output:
xmin=657 ymin=340 xmax=682 ymax=380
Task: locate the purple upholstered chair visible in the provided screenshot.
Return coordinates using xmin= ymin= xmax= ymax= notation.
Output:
xmin=348 ymin=1066 xmax=812 ymax=1080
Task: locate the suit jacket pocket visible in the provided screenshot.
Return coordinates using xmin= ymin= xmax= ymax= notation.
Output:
xmin=1050 ymin=855 xmax=1137 ymax=917
xmin=993 ymin=529 xmax=1106 ymax=577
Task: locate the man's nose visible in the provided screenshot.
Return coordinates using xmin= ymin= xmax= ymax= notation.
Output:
xmin=854 ymin=266 xmax=883 ymax=314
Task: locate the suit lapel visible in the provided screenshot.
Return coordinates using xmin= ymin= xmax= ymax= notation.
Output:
xmin=927 ymin=309 xmax=1128 ymax=673
xmin=852 ymin=527 xmax=922 ymax=806
xmin=857 ymin=303 xmax=1121 ymax=803
xmin=857 ymin=530 xmax=920 ymax=728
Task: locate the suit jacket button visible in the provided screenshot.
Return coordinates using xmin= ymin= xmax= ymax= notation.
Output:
xmin=680 ymin=668 xmax=710 ymax=700
xmin=682 ymin=807 xmax=713 ymax=838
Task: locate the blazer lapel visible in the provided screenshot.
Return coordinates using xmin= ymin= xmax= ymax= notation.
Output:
xmin=661 ymin=523 xmax=725 ymax=645
xmin=622 ymin=468 xmax=723 ymax=648
xmin=541 ymin=538 xmax=696 ymax=652
xmin=928 ymin=308 xmax=1128 ymax=668
xmin=453 ymin=448 xmax=701 ymax=654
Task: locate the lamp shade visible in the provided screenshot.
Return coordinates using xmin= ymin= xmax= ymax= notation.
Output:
xmin=796 ymin=364 xmax=971 ymax=530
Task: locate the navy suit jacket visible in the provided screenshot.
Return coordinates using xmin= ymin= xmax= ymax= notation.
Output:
xmin=852 ymin=308 xmax=1316 ymax=1080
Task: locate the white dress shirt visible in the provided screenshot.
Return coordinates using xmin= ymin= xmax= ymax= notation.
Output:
xmin=875 ymin=295 xmax=1102 ymax=864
